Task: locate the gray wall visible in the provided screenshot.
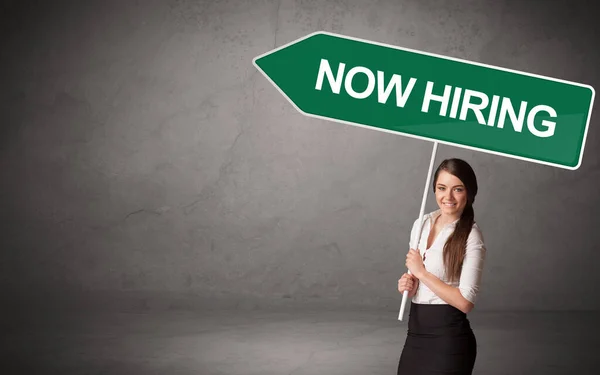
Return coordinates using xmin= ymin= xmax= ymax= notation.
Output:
xmin=2 ymin=0 xmax=599 ymax=312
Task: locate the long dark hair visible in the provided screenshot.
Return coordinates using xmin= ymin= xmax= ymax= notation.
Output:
xmin=432 ymin=159 xmax=478 ymax=283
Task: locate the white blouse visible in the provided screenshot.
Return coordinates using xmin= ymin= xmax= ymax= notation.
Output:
xmin=409 ymin=209 xmax=486 ymax=305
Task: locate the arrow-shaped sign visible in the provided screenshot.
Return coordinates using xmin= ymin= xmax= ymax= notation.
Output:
xmin=253 ymin=31 xmax=594 ymax=170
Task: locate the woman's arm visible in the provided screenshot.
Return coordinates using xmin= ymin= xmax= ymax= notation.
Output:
xmin=406 ymin=228 xmax=486 ymax=314
xmin=410 ymin=278 xmax=420 ymax=298
xmin=413 ymin=267 xmax=474 ymax=313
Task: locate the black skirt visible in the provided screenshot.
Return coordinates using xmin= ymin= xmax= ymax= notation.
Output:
xmin=397 ymin=302 xmax=477 ymax=375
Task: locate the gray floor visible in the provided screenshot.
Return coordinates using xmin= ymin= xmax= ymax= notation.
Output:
xmin=4 ymin=303 xmax=599 ymax=374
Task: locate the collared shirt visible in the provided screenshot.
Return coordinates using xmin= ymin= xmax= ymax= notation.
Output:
xmin=409 ymin=209 xmax=486 ymax=305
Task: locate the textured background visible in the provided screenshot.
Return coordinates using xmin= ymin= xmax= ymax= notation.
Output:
xmin=1 ymin=0 xmax=599 ymax=313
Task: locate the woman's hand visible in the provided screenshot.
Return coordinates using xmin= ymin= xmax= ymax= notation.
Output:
xmin=405 ymin=248 xmax=426 ymax=279
xmin=398 ymin=272 xmax=419 ymax=297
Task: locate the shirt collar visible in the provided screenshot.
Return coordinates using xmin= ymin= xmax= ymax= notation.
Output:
xmin=428 ymin=209 xmax=460 ymax=227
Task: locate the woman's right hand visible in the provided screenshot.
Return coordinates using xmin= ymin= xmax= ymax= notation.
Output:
xmin=398 ymin=273 xmax=419 ymax=297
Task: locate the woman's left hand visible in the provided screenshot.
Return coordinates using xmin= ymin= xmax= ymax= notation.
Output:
xmin=406 ymin=248 xmax=426 ymax=278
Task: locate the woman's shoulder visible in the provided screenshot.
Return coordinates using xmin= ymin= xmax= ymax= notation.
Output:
xmin=467 ymin=221 xmax=486 ymax=246
xmin=410 ymin=210 xmax=437 ymax=230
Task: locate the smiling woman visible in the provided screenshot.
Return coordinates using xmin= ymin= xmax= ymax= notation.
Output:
xmin=396 ymin=158 xmax=486 ymax=375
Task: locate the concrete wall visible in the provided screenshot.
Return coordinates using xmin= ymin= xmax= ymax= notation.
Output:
xmin=2 ymin=0 xmax=599 ymax=312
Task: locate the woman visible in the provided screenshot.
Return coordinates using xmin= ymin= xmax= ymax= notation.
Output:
xmin=396 ymin=158 xmax=486 ymax=375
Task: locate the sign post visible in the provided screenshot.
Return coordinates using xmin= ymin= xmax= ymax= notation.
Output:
xmin=252 ymin=31 xmax=595 ymax=320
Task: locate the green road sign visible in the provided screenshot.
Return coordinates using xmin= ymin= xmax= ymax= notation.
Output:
xmin=253 ymin=31 xmax=595 ymax=170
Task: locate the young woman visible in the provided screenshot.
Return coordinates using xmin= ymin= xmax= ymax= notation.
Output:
xmin=396 ymin=158 xmax=486 ymax=375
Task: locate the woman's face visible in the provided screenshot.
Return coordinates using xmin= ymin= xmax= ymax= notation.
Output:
xmin=434 ymin=170 xmax=468 ymax=217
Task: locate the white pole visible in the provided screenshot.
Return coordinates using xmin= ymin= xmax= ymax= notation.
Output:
xmin=398 ymin=141 xmax=438 ymax=321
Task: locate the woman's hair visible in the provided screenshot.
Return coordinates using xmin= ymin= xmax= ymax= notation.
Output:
xmin=432 ymin=158 xmax=478 ymax=283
